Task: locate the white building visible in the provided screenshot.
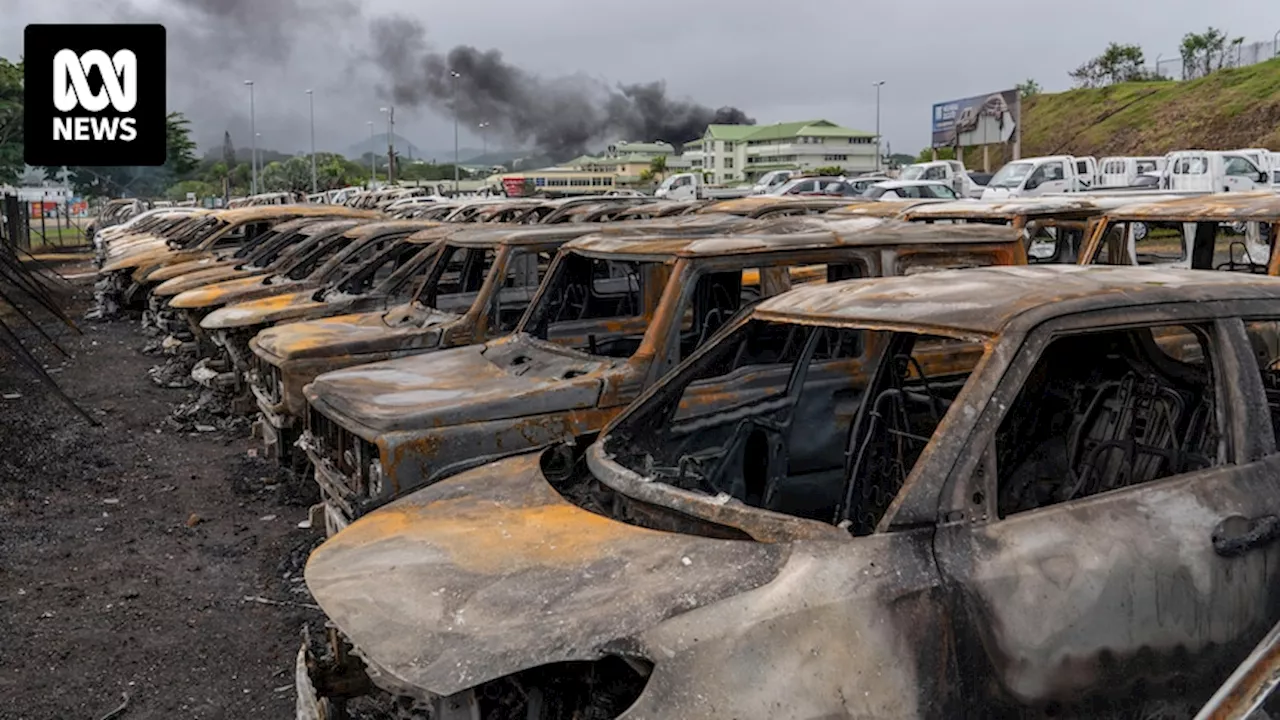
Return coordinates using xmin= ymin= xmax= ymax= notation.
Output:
xmin=694 ymin=119 xmax=878 ymax=184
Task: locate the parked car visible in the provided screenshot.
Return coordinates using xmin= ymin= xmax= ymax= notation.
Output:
xmin=863 ymin=180 xmax=960 ymax=200
xmin=303 ymin=264 xmax=1280 ymax=719
xmin=298 ymin=219 xmax=1029 ymax=535
xmin=770 ymin=176 xmax=863 ymax=197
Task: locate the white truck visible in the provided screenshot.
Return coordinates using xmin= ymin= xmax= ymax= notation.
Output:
xmin=982 ymin=155 xmax=1099 ymax=199
xmin=1098 ymin=156 xmax=1165 ymax=187
xmin=654 ymin=173 xmax=752 ymax=201
xmin=1161 ymin=150 xmax=1269 ymax=192
xmin=900 ymin=160 xmax=977 ymax=198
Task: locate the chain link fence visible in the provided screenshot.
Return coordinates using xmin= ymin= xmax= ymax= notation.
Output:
xmin=1153 ymin=38 xmax=1279 ymax=81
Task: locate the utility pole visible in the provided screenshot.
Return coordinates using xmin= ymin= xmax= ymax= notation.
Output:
xmin=306 ymin=89 xmax=317 ymax=194
xmin=367 ymin=121 xmax=375 ymax=187
xmin=244 ymin=80 xmax=256 ymax=194
xmin=380 ymin=106 xmax=395 ymax=184
xmin=872 ymin=80 xmax=885 ymax=173
xmin=451 ymin=70 xmax=461 ymax=194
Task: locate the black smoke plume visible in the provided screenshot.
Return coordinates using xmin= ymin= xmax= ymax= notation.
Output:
xmin=369 ymin=16 xmax=754 ymax=160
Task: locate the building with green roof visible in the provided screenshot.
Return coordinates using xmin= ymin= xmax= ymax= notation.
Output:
xmin=693 ymin=119 xmax=877 ymax=183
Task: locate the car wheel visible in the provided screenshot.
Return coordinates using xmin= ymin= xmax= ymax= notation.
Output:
xmin=1132 ymin=222 xmax=1148 ymax=241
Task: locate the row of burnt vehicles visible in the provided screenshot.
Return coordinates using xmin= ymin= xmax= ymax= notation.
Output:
xmin=94 ymin=189 xmax=1280 ymax=719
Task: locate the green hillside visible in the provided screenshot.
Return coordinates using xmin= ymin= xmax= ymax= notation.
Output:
xmin=963 ymin=57 xmax=1280 ymax=168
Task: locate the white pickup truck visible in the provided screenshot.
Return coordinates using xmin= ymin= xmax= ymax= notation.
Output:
xmin=1098 ymin=156 xmax=1165 ymax=187
xmin=900 ymin=160 xmax=977 ymax=198
xmin=654 ymin=173 xmax=753 ymax=201
xmin=982 ymin=155 xmax=1099 ymax=199
xmin=1162 ymin=150 xmax=1269 ymax=192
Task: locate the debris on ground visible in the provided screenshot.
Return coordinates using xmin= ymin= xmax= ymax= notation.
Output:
xmin=166 ymin=389 xmax=249 ymax=434
xmin=147 ymin=357 xmax=196 ymax=389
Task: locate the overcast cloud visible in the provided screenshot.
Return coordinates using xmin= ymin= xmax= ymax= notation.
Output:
xmin=3 ymin=0 xmax=1278 ymax=160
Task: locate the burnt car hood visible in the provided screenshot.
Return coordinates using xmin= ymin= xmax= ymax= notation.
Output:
xmin=200 ymin=289 xmax=333 ymax=330
xmin=169 ymin=274 xmax=304 ymax=310
xmin=254 ymin=304 xmax=457 ymax=362
xmin=146 ymin=255 xmax=231 ymax=283
xmin=154 ymin=265 xmax=266 ymax=297
xmin=101 ymin=245 xmax=178 ymax=273
xmin=305 ymin=339 xmax=609 ymax=434
xmin=305 ymin=452 xmax=788 ymax=697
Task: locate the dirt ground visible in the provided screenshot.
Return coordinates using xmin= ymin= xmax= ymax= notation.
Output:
xmin=0 ymin=258 xmax=321 ymax=719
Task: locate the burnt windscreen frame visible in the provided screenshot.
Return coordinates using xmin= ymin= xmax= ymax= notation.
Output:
xmin=329 ymin=232 xmax=418 ymax=295
xmin=414 ymin=245 xmax=497 ymax=309
xmin=608 ymin=318 xmax=869 ymax=522
xmin=281 ymin=228 xmax=359 ymax=281
xmin=521 ymin=254 xmax=647 ymax=341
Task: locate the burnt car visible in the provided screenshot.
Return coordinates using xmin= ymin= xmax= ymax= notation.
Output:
xmin=98 ymin=205 xmax=376 ymax=310
xmin=697 ymin=195 xmax=859 ymax=219
xmin=1078 ymin=191 xmax=1280 ymax=272
xmin=250 ymin=216 xmax=760 ymax=467
xmin=303 ymin=265 xmax=1280 ymax=719
xmin=146 ymin=217 xmax=363 ymax=335
xmin=194 ymin=221 xmax=444 ymax=389
xmin=299 ymin=219 xmax=1030 ymax=535
xmin=250 ymin=224 xmax=625 ymax=465
xmin=164 ymin=219 xmax=374 ymax=344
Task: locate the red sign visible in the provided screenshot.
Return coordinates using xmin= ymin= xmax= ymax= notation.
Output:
xmin=502 ymin=177 xmax=526 ymax=197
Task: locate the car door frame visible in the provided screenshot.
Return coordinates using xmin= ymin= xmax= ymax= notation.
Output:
xmin=910 ymin=300 xmax=1280 ymax=713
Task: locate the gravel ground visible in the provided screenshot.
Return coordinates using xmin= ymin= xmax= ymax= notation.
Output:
xmin=0 ymin=258 xmax=321 ymax=720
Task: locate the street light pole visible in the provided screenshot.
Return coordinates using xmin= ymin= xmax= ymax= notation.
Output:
xmin=306 ymin=89 xmax=317 ymax=194
xmin=380 ymin=106 xmax=395 ymax=184
xmin=451 ymin=70 xmax=461 ymax=194
xmin=367 ymin=121 xmax=375 ymax=187
xmin=254 ymin=132 xmax=261 ymax=189
xmin=872 ymin=80 xmax=885 ymax=173
xmin=245 ymin=80 xmax=256 ymax=194
xmin=478 ymin=121 xmax=490 ymax=159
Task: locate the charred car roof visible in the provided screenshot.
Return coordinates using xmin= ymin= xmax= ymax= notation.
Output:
xmin=1095 ymin=191 xmax=1280 ymax=221
xmin=211 ymin=204 xmax=379 ymax=223
xmin=902 ymin=194 xmax=1199 ymax=221
xmin=338 ymin=219 xmax=441 ymax=241
xmin=563 ymin=218 xmax=1021 ymax=260
xmin=754 ymin=264 xmax=1280 ymax=336
xmin=697 ymin=196 xmax=856 ymax=216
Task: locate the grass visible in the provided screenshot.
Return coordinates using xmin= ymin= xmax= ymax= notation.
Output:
xmin=27 ymin=225 xmax=89 ymax=252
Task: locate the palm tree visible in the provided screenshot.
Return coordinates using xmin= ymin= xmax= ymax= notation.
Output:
xmin=648 ymin=155 xmax=668 ymax=183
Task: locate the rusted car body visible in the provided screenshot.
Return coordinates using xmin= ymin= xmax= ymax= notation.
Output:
xmin=250 ymin=225 xmax=609 ymax=464
xmin=249 ymin=217 xmax=760 ymax=465
xmin=98 ymin=206 xmax=377 ymax=311
xmin=1194 ymin=615 xmax=1280 ymax=720
xmin=299 ymin=219 xmax=1030 ymax=536
xmin=95 ymin=209 xmax=212 ymax=266
xmin=195 ymin=221 xmax=444 ymax=387
xmin=164 ymin=219 xmax=373 ymax=343
xmin=303 ymin=265 xmax=1280 ymax=719
xmin=150 ymin=217 xmax=346 ymax=300
xmin=697 ymin=195 xmax=859 ymax=218
xmin=611 ymin=199 xmax=710 ymax=220
xmin=1078 ymin=191 xmax=1280 ymax=273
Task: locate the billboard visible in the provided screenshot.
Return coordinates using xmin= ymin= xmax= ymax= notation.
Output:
xmin=931 ymin=89 xmax=1019 ymax=148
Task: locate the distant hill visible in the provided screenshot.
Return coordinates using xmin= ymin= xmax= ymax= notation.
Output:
xmin=958 ymin=56 xmax=1280 ymax=169
xmin=345 ymin=132 xmax=429 ymax=162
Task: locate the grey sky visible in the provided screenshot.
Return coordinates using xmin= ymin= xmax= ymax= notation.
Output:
xmin=3 ymin=0 xmax=1278 ymax=160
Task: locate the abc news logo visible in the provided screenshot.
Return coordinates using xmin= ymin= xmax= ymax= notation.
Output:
xmin=53 ymin=49 xmax=139 ymax=142
xmin=25 ymin=24 xmax=166 ymax=167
